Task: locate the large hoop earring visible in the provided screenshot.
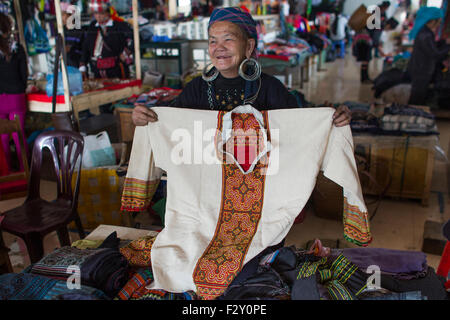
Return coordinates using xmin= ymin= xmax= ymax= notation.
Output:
xmin=202 ymin=64 xmax=219 ymax=82
xmin=238 ymin=58 xmax=261 ymax=82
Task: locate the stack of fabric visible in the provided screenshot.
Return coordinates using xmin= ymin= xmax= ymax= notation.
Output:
xmin=343 ymin=101 xmax=380 ymax=134
xmin=0 ymin=273 xmax=109 ymax=300
xmin=0 ymin=232 xmax=130 ymax=300
xmin=380 ymin=104 xmax=438 ymax=135
xmin=339 ymin=247 xmax=448 ymax=300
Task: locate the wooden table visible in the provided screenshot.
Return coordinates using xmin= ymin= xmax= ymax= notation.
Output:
xmin=353 ymin=133 xmax=438 ymax=206
xmin=27 ymin=83 xmax=144 ymax=123
xmin=85 ymin=224 xmax=158 ymax=241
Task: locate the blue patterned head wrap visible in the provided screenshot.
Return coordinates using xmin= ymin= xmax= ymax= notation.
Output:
xmin=409 ymin=6 xmax=444 ymax=40
xmin=208 ymin=7 xmax=258 ymax=41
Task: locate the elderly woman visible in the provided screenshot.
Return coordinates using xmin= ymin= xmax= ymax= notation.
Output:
xmin=132 ymin=7 xmax=350 ymax=126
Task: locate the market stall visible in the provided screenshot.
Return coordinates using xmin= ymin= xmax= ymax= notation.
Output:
xmin=12 ymin=0 xmax=145 ymax=123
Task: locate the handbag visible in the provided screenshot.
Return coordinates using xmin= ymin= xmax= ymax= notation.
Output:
xmin=96 ymin=27 xmax=119 ymax=70
xmin=96 ymin=56 xmax=117 ymax=70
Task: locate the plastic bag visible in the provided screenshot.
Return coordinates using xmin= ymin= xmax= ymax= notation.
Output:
xmin=46 ymin=66 xmax=84 ymax=97
xmin=24 ymin=18 xmax=51 ymax=55
xmin=82 ymin=131 xmax=116 ymax=168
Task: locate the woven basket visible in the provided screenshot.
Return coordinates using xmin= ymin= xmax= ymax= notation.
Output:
xmin=348 ymin=5 xmax=371 ymax=32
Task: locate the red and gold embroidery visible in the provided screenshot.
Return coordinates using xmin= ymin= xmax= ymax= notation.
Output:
xmin=193 ymin=111 xmax=270 ymax=300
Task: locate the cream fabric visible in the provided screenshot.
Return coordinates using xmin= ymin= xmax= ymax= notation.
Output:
xmin=123 ymin=106 xmax=369 ymax=293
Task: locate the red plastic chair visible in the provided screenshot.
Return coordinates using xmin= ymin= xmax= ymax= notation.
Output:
xmin=0 ymin=130 xmax=86 ymax=264
xmin=437 ymin=220 xmax=450 ymax=290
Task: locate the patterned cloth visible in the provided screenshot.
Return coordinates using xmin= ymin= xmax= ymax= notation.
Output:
xmin=29 ymin=246 xmax=129 ymax=298
xmin=122 ymin=106 xmax=371 ymax=299
xmin=116 ymin=268 xmax=197 ymax=300
xmin=119 ymin=235 xmax=156 ymax=267
xmin=380 ymin=104 xmax=438 ymax=135
xmin=296 ymin=254 xmax=368 ymax=300
xmin=209 ymin=7 xmax=258 ymax=40
xmin=88 ymin=0 xmax=110 ymax=13
xmin=0 ymin=273 xmax=109 ymax=300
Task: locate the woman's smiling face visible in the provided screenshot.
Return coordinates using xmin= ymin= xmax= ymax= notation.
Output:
xmin=208 ymin=21 xmax=255 ymax=78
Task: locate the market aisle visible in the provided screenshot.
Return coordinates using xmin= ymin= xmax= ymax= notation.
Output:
xmin=285 ymin=53 xmax=450 ymax=271
xmin=300 ymin=52 xmax=384 ymax=105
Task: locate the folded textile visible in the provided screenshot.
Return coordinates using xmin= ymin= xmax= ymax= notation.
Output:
xmin=340 ymin=247 xmax=427 ymax=275
xmin=29 ymin=245 xmax=129 ymax=298
xmin=219 ymin=246 xmax=368 ymax=301
xmin=380 ymin=267 xmax=448 ymax=300
xmin=294 ymin=254 xmax=368 ymax=300
xmin=380 ymin=104 xmax=438 ymax=135
xmin=0 ymin=273 xmax=109 ymax=300
xmin=116 ymin=268 xmax=154 ymax=300
xmin=119 ymin=235 xmax=157 ymax=267
xmin=361 ymin=290 xmax=427 ymax=300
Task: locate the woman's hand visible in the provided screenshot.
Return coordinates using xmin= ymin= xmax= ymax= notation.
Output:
xmin=132 ymin=105 xmax=158 ymax=126
xmin=332 ymin=104 xmax=351 ymax=127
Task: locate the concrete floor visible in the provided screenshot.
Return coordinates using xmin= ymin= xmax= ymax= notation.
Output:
xmin=1 ymin=51 xmax=449 ymax=274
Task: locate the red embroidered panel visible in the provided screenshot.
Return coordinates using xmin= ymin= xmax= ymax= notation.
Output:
xmin=193 ymin=111 xmax=270 ymax=300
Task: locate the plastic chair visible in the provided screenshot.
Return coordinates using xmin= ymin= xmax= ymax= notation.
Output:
xmin=437 ymin=219 xmax=450 ymax=290
xmin=0 ymin=130 xmax=86 ymax=264
xmin=0 ymin=115 xmax=30 ymax=201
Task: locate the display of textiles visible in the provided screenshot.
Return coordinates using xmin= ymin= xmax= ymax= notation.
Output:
xmin=342 ymin=101 xmax=380 ymax=133
xmin=118 ymin=87 xmax=182 ymax=107
xmin=339 ymin=247 xmax=428 ymax=280
xmin=116 ymin=268 xmax=197 ymax=300
xmin=218 ymin=246 xmax=369 ymax=300
xmin=380 ymin=104 xmax=439 ymax=135
xmin=0 ymin=273 xmax=109 ymax=300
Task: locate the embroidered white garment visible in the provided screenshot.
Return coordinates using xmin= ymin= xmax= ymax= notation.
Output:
xmin=121 ymin=106 xmax=371 ymax=299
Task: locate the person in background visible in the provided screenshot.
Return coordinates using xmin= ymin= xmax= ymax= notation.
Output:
xmin=330 ymin=9 xmax=349 ymax=59
xmin=0 ymin=12 xmax=28 ymax=171
xmin=60 ymin=2 xmax=85 ymax=68
xmin=79 ymin=0 xmax=133 ymax=79
xmin=353 ymin=28 xmax=373 ymax=83
xmin=369 ymin=1 xmax=390 ymax=58
xmin=407 ymin=6 xmax=450 ymax=106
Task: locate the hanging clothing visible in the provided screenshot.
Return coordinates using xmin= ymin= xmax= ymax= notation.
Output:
xmin=121 ymin=106 xmax=371 ymax=299
xmin=81 ymin=19 xmax=133 ymax=79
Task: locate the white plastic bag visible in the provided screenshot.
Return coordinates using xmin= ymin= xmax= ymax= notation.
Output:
xmin=82 ymin=131 xmax=116 ymax=168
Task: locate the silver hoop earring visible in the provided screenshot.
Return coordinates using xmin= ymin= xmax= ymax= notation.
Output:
xmin=202 ymin=64 xmax=219 ymax=82
xmin=238 ymin=58 xmax=261 ymax=82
